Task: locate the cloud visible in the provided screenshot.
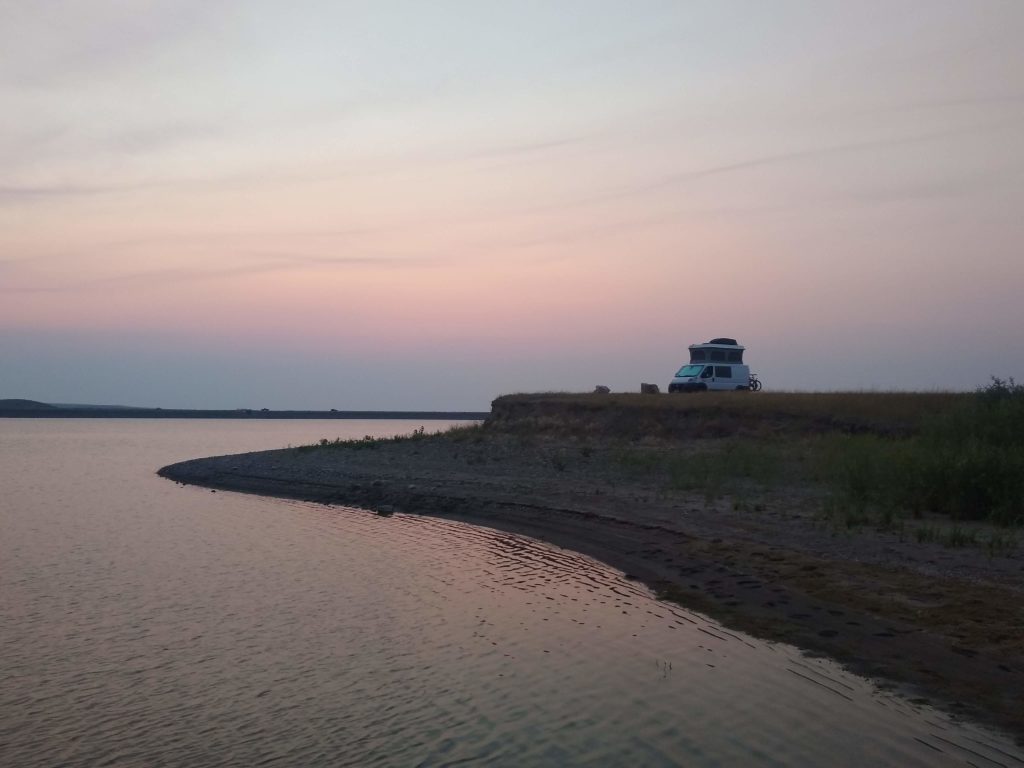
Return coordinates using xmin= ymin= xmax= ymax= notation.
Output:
xmin=98 ymin=226 xmax=387 ymax=252
xmin=842 ymin=169 xmax=1023 ymax=205
xmin=0 ymin=126 xmax=71 ymax=170
xmin=0 ymin=180 xmax=165 ymax=204
xmin=850 ymin=94 xmax=1024 ymax=116
xmin=515 ymin=123 xmax=1006 ymax=215
xmin=630 ymin=125 xmax=995 ymax=194
xmin=464 ymin=136 xmax=586 ymax=161
xmin=102 ymin=122 xmax=224 ymax=155
xmin=0 ymin=183 xmax=120 ymax=199
xmin=0 ymin=1 xmax=226 ymax=88
xmin=0 ymin=252 xmax=445 ymax=295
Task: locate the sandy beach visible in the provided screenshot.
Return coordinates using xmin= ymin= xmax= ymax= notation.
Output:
xmin=160 ymin=395 xmax=1024 ymax=741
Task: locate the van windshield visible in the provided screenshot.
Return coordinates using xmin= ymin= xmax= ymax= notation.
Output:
xmin=676 ymin=364 xmax=704 ymax=377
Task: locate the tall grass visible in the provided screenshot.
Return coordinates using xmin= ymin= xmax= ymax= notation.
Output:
xmin=818 ymin=378 xmax=1024 ymax=526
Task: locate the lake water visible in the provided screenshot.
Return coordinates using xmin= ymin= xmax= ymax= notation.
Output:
xmin=1 ymin=419 xmax=1020 ymax=767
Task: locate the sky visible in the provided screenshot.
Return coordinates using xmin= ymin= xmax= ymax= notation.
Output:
xmin=1 ymin=1 xmax=1022 ymax=409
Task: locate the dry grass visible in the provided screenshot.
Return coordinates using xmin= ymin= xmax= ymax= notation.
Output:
xmin=490 ymin=390 xmax=964 ymax=438
xmin=492 ymin=387 xmax=1022 ymax=530
xmin=293 ymin=388 xmax=1020 ymax=533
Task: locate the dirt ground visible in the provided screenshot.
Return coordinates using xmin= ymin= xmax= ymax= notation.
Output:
xmin=160 ymin=429 xmax=1024 ymax=742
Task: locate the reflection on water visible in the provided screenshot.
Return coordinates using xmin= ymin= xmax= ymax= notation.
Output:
xmin=0 ymin=420 xmax=1021 ymax=767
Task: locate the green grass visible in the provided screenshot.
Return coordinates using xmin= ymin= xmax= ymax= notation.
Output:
xmin=816 ymin=379 xmax=1024 ymax=529
xmin=593 ymin=380 xmax=1023 ymax=543
xmin=613 ymin=439 xmax=789 ymax=502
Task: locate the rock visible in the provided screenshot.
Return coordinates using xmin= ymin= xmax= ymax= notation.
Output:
xmin=593 ymin=385 xmax=611 ymax=394
xmin=376 ymin=505 xmax=395 ymax=516
xmin=640 ymin=383 xmax=660 ymax=394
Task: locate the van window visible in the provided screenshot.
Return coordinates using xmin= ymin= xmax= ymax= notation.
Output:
xmin=676 ymin=364 xmax=703 ymax=377
xmin=690 ymin=350 xmax=706 ymax=362
xmin=710 ymin=349 xmax=725 ymax=361
xmin=700 ymin=366 xmax=713 ymax=379
xmin=715 ymin=366 xmax=732 ymax=378
xmin=727 ymin=350 xmax=742 ymax=362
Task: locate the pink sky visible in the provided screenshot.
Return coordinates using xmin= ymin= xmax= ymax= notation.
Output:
xmin=1 ymin=2 xmax=1022 ymax=408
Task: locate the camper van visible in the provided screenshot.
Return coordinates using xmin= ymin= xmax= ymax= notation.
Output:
xmin=668 ymin=338 xmax=759 ymax=392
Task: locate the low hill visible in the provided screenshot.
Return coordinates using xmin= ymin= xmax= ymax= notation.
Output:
xmin=49 ymin=403 xmax=146 ymax=410
xmin=0 ymin=399 xmax=57 ymax=411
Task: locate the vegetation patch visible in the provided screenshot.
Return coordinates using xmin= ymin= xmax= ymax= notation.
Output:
xmin=291 ymin=385 xmax=1021 ymax=553
xmin=816 ymin=379 xmax=1024 ymax=530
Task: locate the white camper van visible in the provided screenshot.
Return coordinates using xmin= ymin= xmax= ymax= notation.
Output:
xmin=668 ymin=338 xmax=760 ymax=392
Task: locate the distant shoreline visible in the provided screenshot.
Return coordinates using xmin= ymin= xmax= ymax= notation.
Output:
xmin=0 ymin=407 xmax=489 ymax=420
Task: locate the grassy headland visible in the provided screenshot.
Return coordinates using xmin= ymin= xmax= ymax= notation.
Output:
xmin=161 ymin=385 xmax=1023 ymax=740
xmin=493 ymin=382 xmax=1022 ymax=536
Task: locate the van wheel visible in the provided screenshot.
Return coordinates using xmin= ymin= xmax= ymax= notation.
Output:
xmin=736 ymin=385 xmax=750 ymax=391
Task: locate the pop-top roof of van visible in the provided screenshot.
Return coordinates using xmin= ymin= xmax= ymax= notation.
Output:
xmin=689 ymin=338 xmax=743 ymax=348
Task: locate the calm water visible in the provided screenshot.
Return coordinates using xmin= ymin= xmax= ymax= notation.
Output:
xmin=1 ymin=420 xmax=1020 ymax=767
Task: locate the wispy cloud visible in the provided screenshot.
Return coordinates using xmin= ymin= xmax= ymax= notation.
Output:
xmin=0 ymin=180 xmax=164 ymax=203
xmin=627 ymin=125 xmax=996 ymax=193
xmin=0 ymin=126 xmax=71 ymax=170
xmin=841 ymin=169 xmax=1023 ymax=205
xmin=0 ymin=1 xmax=226 ymax=88
xmin=96 ymin=227 xmax=388 ymax=252
xmin=516 ymin=123 xmax=1007 ymax=215
xmin=0 ymin=251 xmax=448 ymax=295
xmin=103 ymin=122 xmax=224 ymax=156
xmin=848 ymin=94 xmax=1024 ymax=116
xmin=464 ymin=136 xmax=586 ymax=161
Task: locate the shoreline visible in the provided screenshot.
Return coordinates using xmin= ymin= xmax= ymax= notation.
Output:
xmin=159 ymin=418 xmax=1024 ymax=744
xmin=0 ymin=407 xmax=488 ymax=420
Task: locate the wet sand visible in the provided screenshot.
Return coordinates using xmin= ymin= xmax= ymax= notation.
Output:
xmin=160 ymin=428 xmax=1024 ymax=742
